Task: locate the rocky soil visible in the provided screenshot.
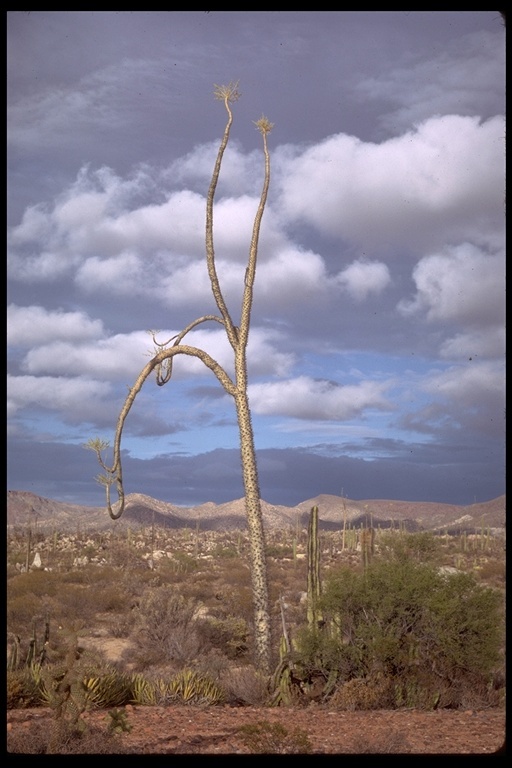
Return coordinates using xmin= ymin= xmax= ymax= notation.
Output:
xmin=7 ymin=704 xmax=506 ymax=754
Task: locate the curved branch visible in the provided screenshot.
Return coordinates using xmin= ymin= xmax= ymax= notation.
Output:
xmin=101 ymin=344 xmax=236 ymax=519
xmin=150 ymin=314 xmax=227 ymax=349
xmin=151 ymin=315 xmax=230 ymax=385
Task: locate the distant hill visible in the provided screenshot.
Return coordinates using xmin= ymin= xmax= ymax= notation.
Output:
xmin=6 ymin=490 xmax=505 ymax=535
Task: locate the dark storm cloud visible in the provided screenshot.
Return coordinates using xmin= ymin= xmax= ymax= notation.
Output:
xmin=7 ymin=439 xmax=504 ymax=509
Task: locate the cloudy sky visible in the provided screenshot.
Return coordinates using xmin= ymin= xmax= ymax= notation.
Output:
xmin=7 ymin=11 xmax=505 ymax=509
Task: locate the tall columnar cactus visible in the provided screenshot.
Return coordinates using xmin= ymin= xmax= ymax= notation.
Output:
xmin=360 ymin=526 xmax=375 ymax=568
xmin=87 ymin=82 xmax=273 ymax=674
xmin=307 ymin=506 xmax=322 ymax=628
xmin=7 ymin=634 xmax=20 ymax=672
xmin=9 ymin=614 xmax=50 ymax=671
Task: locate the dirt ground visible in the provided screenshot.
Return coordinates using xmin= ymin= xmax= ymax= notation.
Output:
xmin=7 ymin=704 xmax=506 ymax=754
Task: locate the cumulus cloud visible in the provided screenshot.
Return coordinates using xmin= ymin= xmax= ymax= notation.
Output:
xmin=7 ymin=305 xmax=104 ymax=346
xmin=439 ymin=327 xmax=505 ymax=361
xmin=249 ymin=375 xmax=392 ymax=420
xmin=412 ymin=360 xmax=506 ymax=440
xmin=7 ymin=374 xmax=112 ymax=419
xmin=277 ymin=114 xmax=504 ymax=252
xmin=336 ymin=259 xmax=391 ymax=301
xmin=398 ymin=243 xmax=505 ymax=326
xmin=75 ymin=251 xmax=148 ymax=296
xmin=257 ymin=248 xmax=329 ymax=305
xmin=424 ymin=360 xmax=504 ymax=404
xmin=167 ymin=140 xmax=265 ymax=198
xmin=16 ymin=323 xmax=294 ymax=387
xmin=20 ymin=331 xmax=152 ymax=380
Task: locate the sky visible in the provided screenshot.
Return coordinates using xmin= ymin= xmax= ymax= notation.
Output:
xmin=7 ymin=11 xmax=506 ymax=509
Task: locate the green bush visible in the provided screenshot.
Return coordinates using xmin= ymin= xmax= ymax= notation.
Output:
xmin=378 ymin=530 xmax=440 ymax=562
xmin=294 ymin=556 xmax=503 ymax=709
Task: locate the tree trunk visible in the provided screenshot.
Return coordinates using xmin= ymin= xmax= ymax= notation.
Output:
xmin=235 ymin=388 xmax=271 ymax=674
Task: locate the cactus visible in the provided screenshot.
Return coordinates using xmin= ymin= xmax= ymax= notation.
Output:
xmin=307 ymin=506 xmax=322 ymax=628
xmin=107 ymin=708 xmax=132 ymax=734
xmin=360 ymin=527 xmax=375 ymax=568
xmin=8 ymin=614 xmax=50 ymax=671
xmin=271 ymin=506 xmax=329 ymax=706
xmin=38 ymin=626 xmax=90 ymax=752
xmin=270 ymin=634 xmax=296 ymax=706
xmin=7 ymin=634 xmax=20 ymax=672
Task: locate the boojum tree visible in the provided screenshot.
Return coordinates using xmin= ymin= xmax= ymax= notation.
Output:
xmin=87 ymin=82 xmax=273 ymax=674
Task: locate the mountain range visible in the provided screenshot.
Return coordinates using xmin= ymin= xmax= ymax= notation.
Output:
xmin=6 ymin=490 xmax=506 ymax=535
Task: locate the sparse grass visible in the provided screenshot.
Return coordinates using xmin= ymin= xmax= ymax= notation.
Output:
xmin=7 ymin=720 xmax=131 ymax=754
xmin=238 ymin=720 xmax=313 ymax=754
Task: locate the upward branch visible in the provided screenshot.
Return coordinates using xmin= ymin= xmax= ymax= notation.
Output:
xmin=238 ymin=115 xmax=273 ymax=348
xmin=206 ymin=82 xmax=241 ymax=349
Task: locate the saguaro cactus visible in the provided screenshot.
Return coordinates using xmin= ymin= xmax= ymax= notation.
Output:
xmin=307 ymin=505 xmax=323 ymax=628
xmin=87 ymin=82 xmax=273 ymax=674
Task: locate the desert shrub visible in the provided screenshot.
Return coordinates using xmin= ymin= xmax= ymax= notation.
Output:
xmin=109 ymin=614 xmax=134 ymax=638
xmin=266 ymin=544 xmax=294 ymax=559
xmin=7 ymin=669 xmax=42 ymax=708
xmin=169 ymin=550 xmax=199 ymax=573
xmin=217 ymin=559 xmax=250 ymax=586
xmin=378 ymin=530 xmax=440 ymax=562
xmin=330 ymin=673 xmax=394 ymax=711
xmin=211 ymin=543 xmax=239 ymax=559
xmin=238 ymin=720 xmax=313 ymax=754
xmin=7 ymin=720 xmax=131 ymax=754
xmin=199 ymin=615 xmax=249 ymax=659
xmin=219 ymin=665 xmax=270 ymax=706
xmin=8 ymin=569 xmax=60 ymax=599
xmin=179 ymin=572 xmax=218 ymax=603
xmin=93 ymin=584 xmax=130 ymax=613
xmin=7 ymin=594 xmax=48 ymax=635
xmin=55 ymin=584 xmax=100 ymax=622
xmin=294 ymin=556 xmax=504 ymax=709
xmin=130 ymin=585 xmax=206 ymax=669
xmin=476 ymin=558 xmax=506 ymax=587
xmin=213 ymin=570 xmax=254 ymax=624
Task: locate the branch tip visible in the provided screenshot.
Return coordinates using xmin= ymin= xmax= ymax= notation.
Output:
xmin=214 ymin=80 xmax=241 ymax=103
xmin=254 ymin=115 xmax=274 ymax=135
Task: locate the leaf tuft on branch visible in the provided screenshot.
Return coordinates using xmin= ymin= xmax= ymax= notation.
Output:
xmin=254 ymin=115 xmax=274 ymax=135
xmin=214 ymin=81 xmax=241 ymax=103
